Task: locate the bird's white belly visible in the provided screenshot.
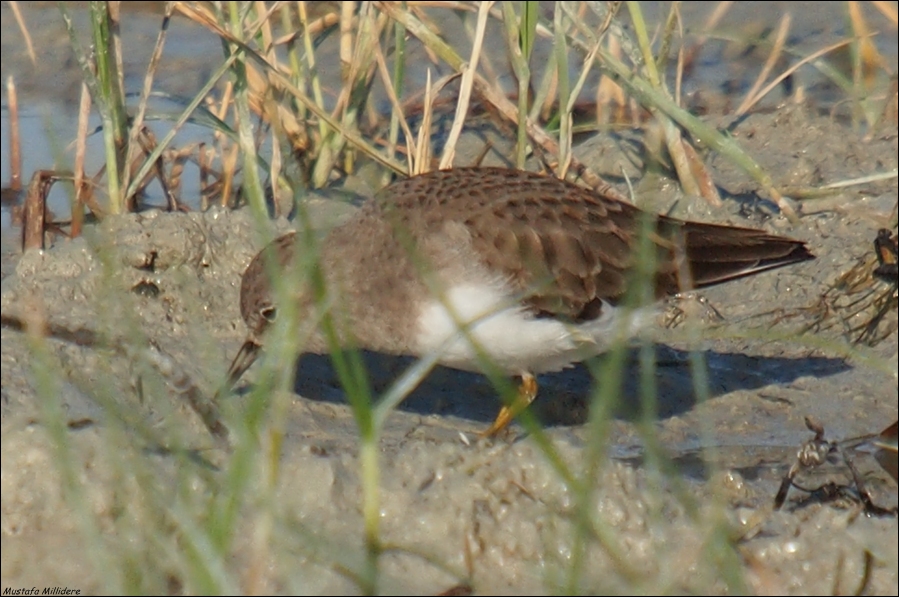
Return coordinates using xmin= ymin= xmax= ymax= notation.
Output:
xmin=414 ymin=281 xmax=653 ymax=375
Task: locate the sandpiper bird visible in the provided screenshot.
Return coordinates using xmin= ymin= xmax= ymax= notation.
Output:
xmin=225 ymin=167 xmax=814 ymax=435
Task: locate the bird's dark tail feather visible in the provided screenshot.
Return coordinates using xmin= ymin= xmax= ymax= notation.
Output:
xmin=680 ymin=221 xmax=815 ymax=289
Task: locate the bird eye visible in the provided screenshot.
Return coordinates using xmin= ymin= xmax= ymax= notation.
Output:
xmin=261 ymin=306 xmax=277 ymax=322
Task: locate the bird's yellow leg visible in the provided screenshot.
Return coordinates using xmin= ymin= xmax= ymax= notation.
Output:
xmin=480 ymin=372 xmax=538 ymax=437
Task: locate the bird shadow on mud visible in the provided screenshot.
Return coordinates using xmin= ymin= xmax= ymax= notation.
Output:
xmin=288 ymin=346 xmax=851 ymax=429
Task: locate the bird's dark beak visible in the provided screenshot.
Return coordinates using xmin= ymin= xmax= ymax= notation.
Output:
xmin=224 ymin=338 xmax=262 ymax=391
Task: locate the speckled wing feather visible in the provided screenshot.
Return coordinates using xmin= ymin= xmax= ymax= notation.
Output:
xmin=377 ymin=168 xmax=814 ymax=322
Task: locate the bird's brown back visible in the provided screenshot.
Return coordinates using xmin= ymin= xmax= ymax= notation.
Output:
xmin=374 ymin=167 xmax=814 ymax=322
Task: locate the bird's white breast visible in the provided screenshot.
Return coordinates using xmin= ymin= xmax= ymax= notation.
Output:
xmin=414 ymin=279 xmax=653 ymax=375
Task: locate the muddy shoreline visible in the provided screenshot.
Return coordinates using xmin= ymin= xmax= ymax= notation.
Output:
xmin=2 ymin=2 xmax=897 ymax=594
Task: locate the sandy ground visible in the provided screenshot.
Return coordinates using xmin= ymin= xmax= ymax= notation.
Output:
xmin=2 ymin=3 xmax=898 ymax=596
